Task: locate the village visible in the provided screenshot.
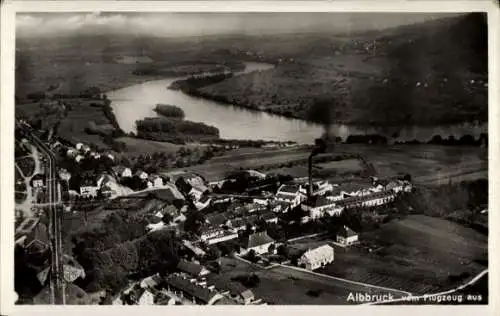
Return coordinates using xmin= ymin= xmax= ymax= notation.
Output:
xmin=15 ymin=130 xmax=418 ymax=305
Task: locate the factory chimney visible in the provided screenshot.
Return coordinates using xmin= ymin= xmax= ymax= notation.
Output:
xmin=308 ymin=138 xmax=327 ymax=198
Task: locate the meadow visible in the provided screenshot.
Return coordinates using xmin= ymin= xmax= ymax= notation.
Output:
xmin=218 ymin=257 xmax=406 ymax=305
xmin=308 ymin=215 xmax=488 ymax=295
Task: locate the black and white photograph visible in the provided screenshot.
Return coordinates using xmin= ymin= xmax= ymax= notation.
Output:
xmin=1 ymin=1 xmax=497 ymax=312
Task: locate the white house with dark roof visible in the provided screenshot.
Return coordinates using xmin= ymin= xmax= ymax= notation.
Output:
xmin=112 ymin=165 xmax=132 ymax=179
xmin=298 ymin=244 xmax=334 ymax=270
xmin=75 ymin=154 xmax=85 ymax=163
xmin=135 ymin=170 xmax=148 ymax=180
xmin=66 ymin=148 xmax=77 ymax=158
xmin=147 ymin=175 xmax=164 ymax=188
xmin=75 ymin=143 xmax=84 ymax=151
xmin=311 ymin=180 xmax=334 ymax=196
xmin=301 ymin=196 xmax=343 ymax=219
xmin=177 ymin=259 xmax=211 ymax=277
xmin=200 ymin=226 xmax=238 ymax=245
xmin=336 ymin=191 xmax=395 ymax=209
xmin=336 ymin=225 xmax=359 ymax=246
xmin=275 ymin=184 xmax=307 ymax=208
xmin=81 ymin=144 xmax=91 ymax=154
xmin=240 ymin=231 xmax=275 ymax=255
xmin=194 ymin=195 xmax=212 ymax=211
xmin=204 ymin=274 xmax=255 ymax=305
xmin=164 ymin=273 xmax=225 ymax=305
xmin=80 ymin=179 xmax=99 ymax=197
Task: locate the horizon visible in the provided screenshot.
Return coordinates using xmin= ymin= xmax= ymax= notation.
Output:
xmin=16 ymin=12 xmax=463 ymax=39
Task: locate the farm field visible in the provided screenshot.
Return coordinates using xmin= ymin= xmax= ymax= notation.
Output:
xmin=115 ymin=137 xmax=204 ymax=155
xmin=173 ymin=146 xmax=311 ymax=180
xmin=315 ymin=158 xmax=363 ymax=173
xmin=177 ymin=144 xmax=486 ymax=184
xmin=219 ymin=257 xmax=406 ymax=305
xmin=304 ymin=215 xmax=488 ymax=295
xmin=338 ymin=144 xmax=487 ymax=182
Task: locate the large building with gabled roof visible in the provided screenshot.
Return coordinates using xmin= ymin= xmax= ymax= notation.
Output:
xmin=298 ymin=244 xmax=334 ymax=270
xmin=240 ymin=231 xmax=275 ymax=255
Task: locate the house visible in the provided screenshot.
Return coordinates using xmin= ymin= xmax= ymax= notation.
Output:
xmin=66 ymin=148 xmax=77 ymax=158
xmin=200 ymin=227 xmax=238 ymax=245
xmin=194 ymin=195 xmax=212 ymax=211
xmin=204 ymin=274 xmax=255 ymax=305
xmin=259 ymin=211 xmax=278 ymax=224
xmin=164 ymin=273 xmax=225 ymax=305
xmin=75 ymin=154 xmax=85 ymax=163
xmin=275 ymin=184 xmax=307 ymax=208
xmin=229 ymin=216 xmax=257 ymax=232
xmin=206 ymin=213 xmax=231 ymax=227
xmin=81 ymin=144 xmax=91 ymax=154
xmin=147 ymin=174 xmax=164 ymax=188
xmin=326 ymin=187 xmax=344 ymax=202
xmin=112 ymin=165 xmax=132 ymax=178
xmin=146 ymin=221 xmax=165 ymax=232
xmin=176 ymin=176 xmax=208 ymax=202
xmin=336 ymin=225 xmax=359 ymax=246
xmin=177 ymin=259 xmax=210 ymax=277
xmin=269 ymin=200 xmax=291 ymax=213
xmin=97 ymin=173 xmax=116 ymax=188
xmin=298 ymin=244 xmax=334 ymax=270
xmin=137 ymin=289 xmax=155 ymax=305
xmin=182 ymin=239 xmax=207 ymax=257
xmin=311 ymin=180 xmax=334 ymax=196
xmin=135 ymin=170 xmax=148 ymax=180
xmin=75 ymin=143 xmax=84 ymax=151
xmin=336 ymin=191 xmax=395 ymax=209
xmin=80 ymin=179 xmax=99 ymax=198
xmin=100 ymin=185 xmax=114 ymax=198
xmin=337 ymin=182 xmax=375 ymax=198
xmin=103 ymin=152 xmax=115 ymax=161
xmin=50 ymin=141 xmax=62 ymax=151
xmin=58 ymin=169 xmax=71 ymax=182
xmin=31 ymin=174 xmax=45 ymax=189
xmin=301 ymin=196 xmax=343 ymax=219
xmin=122 ymin=284 xmax=155 ymax=305
xmin=240 ymin=231 xmax=275 ymax=255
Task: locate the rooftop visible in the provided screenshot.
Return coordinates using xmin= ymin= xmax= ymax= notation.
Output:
xmin=336 ymin=191 xmax=395 ymax=206
xmin=301 ymin=244 xmax=334 ymax=262
xmin=337 ymin=225 xmax=358 ymax=238
xmin=165 ymin=274 xmax=221 ymax=304
xmin=177 ymin=259 xmax=209 ymax=276
xmin=278 ymin=184 xmax=303 ymax=195
xmin=243 ymin=231 xmax=275 ymax=249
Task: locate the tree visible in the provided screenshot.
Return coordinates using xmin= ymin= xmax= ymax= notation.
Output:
xmin=162 ymin=213 xmax=173 ymax=224
xmin=277 ymin=244 xmax=289 ymax=258
xmin=207 ymin=247 xmax=222 ymax=261
xmin=268 ymin=243 xmax=276 ymax=254
xmin=246 ymin=249 xmax=258 ymax=263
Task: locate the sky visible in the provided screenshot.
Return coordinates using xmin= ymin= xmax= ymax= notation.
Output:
xmin=16 ymin=12 xmax=462 ymax=38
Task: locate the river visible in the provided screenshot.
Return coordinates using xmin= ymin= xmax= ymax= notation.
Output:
xmin=108 ymin=62 xmax=487 ymax=145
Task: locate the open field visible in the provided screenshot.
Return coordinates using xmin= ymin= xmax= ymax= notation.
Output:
xmin=315 ymin=158 xmax=364 ymax=174
xmin=174 ymin=143 xmax=486 ymax=184
xmin=339 ymin=144 xmax=487 ymax=181
xmin=170 ymin=146 xmax=311 ymax=180
xmin=115 ymin=136 xmax=204 ymax=155
xmin=293 ymin=215 xmax=487 ymax=295
xmin=219 ymin=257 xmax=406 ymax=304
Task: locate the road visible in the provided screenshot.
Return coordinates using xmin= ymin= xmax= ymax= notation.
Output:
xmin=17 ymin=121 xmax=65 ymax=305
